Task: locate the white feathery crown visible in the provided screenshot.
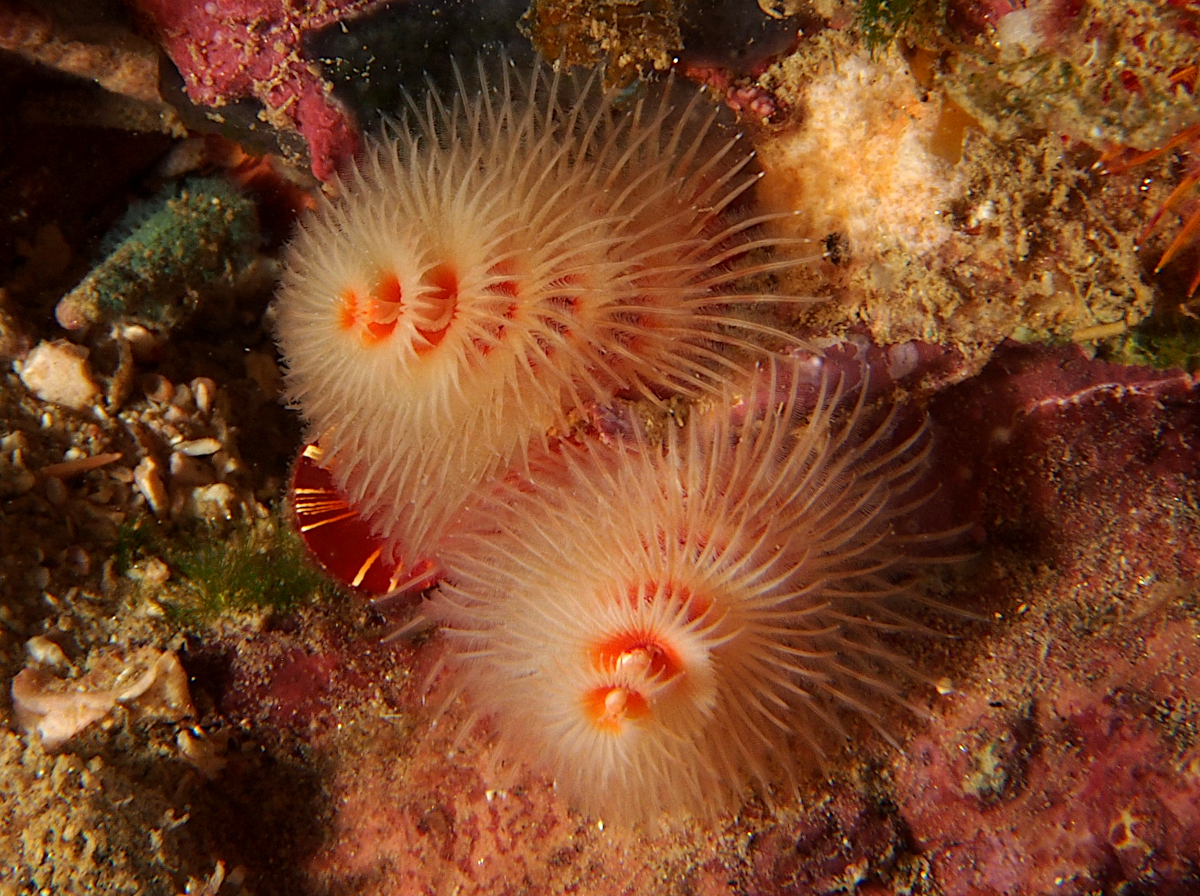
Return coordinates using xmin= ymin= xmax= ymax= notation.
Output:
xmin=427 ymin=357 xmax=942 ymax=825
xmin=273 ymin=56 xmax=811 ymax=576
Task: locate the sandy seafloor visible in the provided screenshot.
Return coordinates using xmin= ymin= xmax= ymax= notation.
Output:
xmin=2 ymin=0 xmax=1200 ymax=894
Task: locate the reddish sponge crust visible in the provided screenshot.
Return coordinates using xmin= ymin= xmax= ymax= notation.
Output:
xmin=128 ymin=0 xmax=371 ymax=180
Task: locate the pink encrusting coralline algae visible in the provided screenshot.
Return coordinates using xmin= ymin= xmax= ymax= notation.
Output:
xmin=129 ymin=0 xmax=376 ymax=180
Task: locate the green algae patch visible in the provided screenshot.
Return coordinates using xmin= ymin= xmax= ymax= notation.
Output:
xmin=164 ymin=522 xmax=331 ymax=625
xmin=1105 ymin=314 xmax=1200 ymax=374
xmin=55 ymin=177 xmax=261 ymax=332
xmin=857 ymin=0 xmax=938 ymax=54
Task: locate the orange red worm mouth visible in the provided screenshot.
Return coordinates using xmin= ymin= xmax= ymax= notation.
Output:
xmin=290 ymin=442 xmax=436 ymax=596
xmin=335 ymin=263 xmax=464 ymax=350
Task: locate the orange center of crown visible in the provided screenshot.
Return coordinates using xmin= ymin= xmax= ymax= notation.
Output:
xmin=336 ymin=262 xmax=466 ymax=352
xmin=583 ymin=632 xmax=675 ymax=735
xmin=583 ymin=685 xmax=650 ymax=733
xmin=338 ymin=271 xmax=402 ymax=346
xmin=412 ymin=263 xmax=458 ymax=353
xmin=589 ymin=631 xmax=683 ymax=682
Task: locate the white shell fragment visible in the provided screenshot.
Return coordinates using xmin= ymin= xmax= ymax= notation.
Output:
xmin=185 ymin=482 xmax=237 ymax=522
xmin=177 ymin=728 xmax=228 ymax=779
xmin=11 ymin=648 xmax=195 ymax=749
xmin=177 ymin=437 xmax=222 ymax=457
xmin=24 ymin=635 xmax=70 ymax=670
xmin=17 ymin=340 xmax=100 ymax=411
xmin=133 ymin=456 xmax=168 ymax=516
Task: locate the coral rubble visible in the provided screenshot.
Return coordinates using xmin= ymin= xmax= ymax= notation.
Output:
xmin=756 ymin=27 xmax=1160 ymax=374
xmin=522 ymin=0 xmax=682 ymax=87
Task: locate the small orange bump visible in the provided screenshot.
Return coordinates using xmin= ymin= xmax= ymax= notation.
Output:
xmin=414 ymin=262 xmax=458 ymax=352
xmin=376 ymin=271 xmax=402 ymax=307
xmin=590 ymin=630 xmax=683 ymax=682
xmin=338 ymin=288 xmax=361 ymax=332
xmin=584 ymin=685 xmax=650 ymax=732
